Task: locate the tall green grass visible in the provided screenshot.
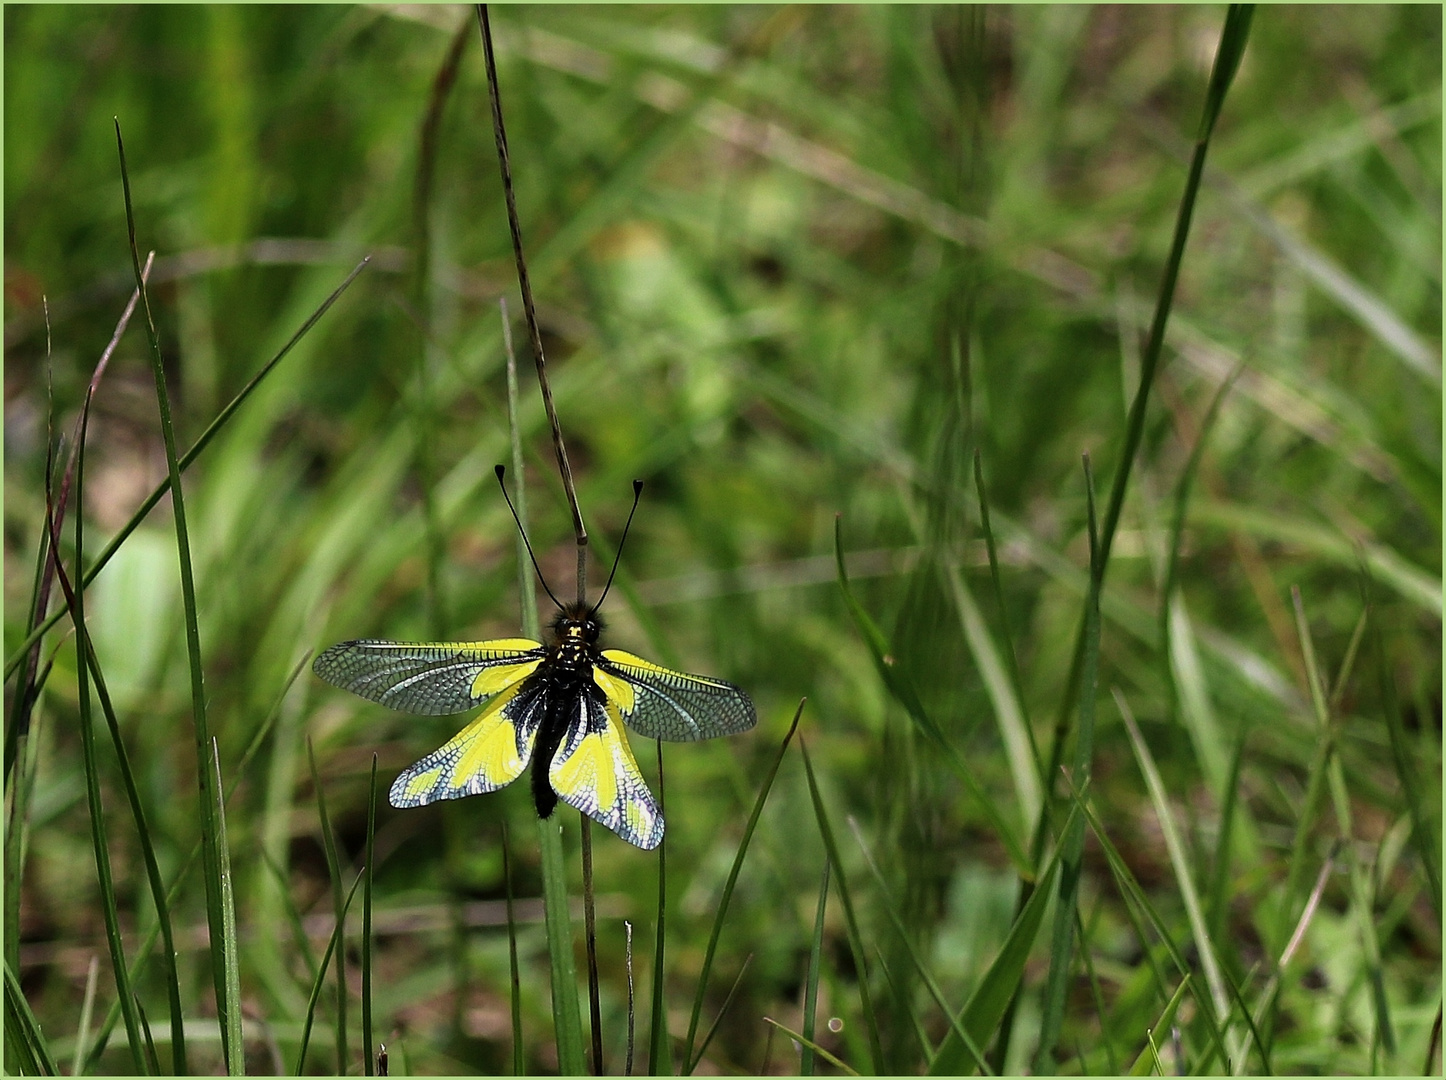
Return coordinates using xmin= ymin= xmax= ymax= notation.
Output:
xmin=5 ymin=5 xmax=1438 ymax=1075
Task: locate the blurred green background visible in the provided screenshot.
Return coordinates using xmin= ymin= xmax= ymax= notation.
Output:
xmin=4 ymin=4 xmax=1440 ymax=1075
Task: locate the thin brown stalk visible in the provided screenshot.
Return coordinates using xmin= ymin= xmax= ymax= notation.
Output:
xmin=476 ymin=3 xmax=588 ymax=603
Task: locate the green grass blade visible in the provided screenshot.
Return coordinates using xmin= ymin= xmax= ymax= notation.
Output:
xmin=834 ymin=516 xmax=1030 ymax=875
xmin=295 ymin=874 xmax=364 ymax=1076
xmin=848 ymin=819 xmax=991 ymax=1076
xmin=210 ymin=740 xmax=245 ymax=1076
xmin=1116 ymin=691 xmax=1231 ymax=1047
xmin=1063 ymin=774 xmax=1233 ymax=1071
xmin=503 ymin=823 xmax=524 ymax=1076
xmin=1362 ymin=569 xmax=1441 ymax=918
xmin=538 ymin=813 xmax=586 ymax=1075
xmin=73 ymin=955 xmax=99 ymax=1077
xmin=3 ymin=256 xmax=369 ymax=684
xmin=37 ymin=342 xmax=188 ymax=1073
xmin=929 ymin=802 xmax=1076 ymax=1075
xmin=873 ymin=945 xmax=936 ymax=1067
xmin=82 ymin=654 xmax=308 ymax=1070
xmin=1127 ymin=974 xmax=1191 ymax=1076
xmin=6 ymin=959 xmax=59 ymax=1076
xmin=1075 ymin=908 xmax=1118 ymax=1075
xmin=363 ymin=754 xmax=379 ymax=1077
xmin=801 ymin=859 xmax=829 ymax=1077
xmin=1037 ymin=1 xmax=1254 ymax=886
xmin=8 ymin=261 xmax=145 ymax=784
xmin=259 ymin=848 xmax=321 ymax=986
xmin=133 ymin=992 xmax=160 ymax=1077
xmin=1160 ymin=364 xmax=1245 ymax=800
xmin=53 ymin=411 xmax=145 ymax=1074
xmin=1207 ymin=727 xmax=1249 ymax=943
xmin=970 ymin=449 xmax=1043 ymax=828
xmin=690 ymin=954 xmax=752 ymax=1074
xmin=73 ymin=633 xmax=187 ymax=1073
xmin=116 ymin=120 xmax=239 ymax=1073
xmin=799 ymin=738 xmax=885 ymax=1075
xmin=501 ymin=290 xmax=585 ymax=1075
xmin=648 ymin=741 xmax=672 ymax=1076
xmin=307 ymin=738 xmax=349 ymax=1073
xmin=5 ymin=668 xmax=46 ymax=982
xmin=761 ymin=1018 xmax=860 ymax=1077
xmin=683 ymin=699 xmax=803 ymax=1073
xmin=1034 ymin=456 xmax=1102 ymax=1074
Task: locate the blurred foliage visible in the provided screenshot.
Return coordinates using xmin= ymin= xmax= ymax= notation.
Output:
xmin=4 ymin=4 xmax=1440 ymax=1075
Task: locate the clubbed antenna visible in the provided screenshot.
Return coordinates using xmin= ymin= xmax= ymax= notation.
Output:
xmin=495 ymin=464 xmax=563 ymax=610
xmin=589 ymin=480 xmax=644 ymax=618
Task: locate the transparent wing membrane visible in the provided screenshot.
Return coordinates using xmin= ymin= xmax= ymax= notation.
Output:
xmin=313 ymin=638 xmax=544 ymax=715
xmin=596 ymin=650 xmax=757 ymax=742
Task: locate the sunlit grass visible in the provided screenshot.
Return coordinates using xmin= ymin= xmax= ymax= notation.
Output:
xmin=4 ymin=4 xmax=1439 ymax=1076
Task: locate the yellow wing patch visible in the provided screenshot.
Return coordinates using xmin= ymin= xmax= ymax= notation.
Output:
xmin=388 ymin=680 xmax=539 ymax=808
xmin=471 ymin=657 xmax=541 ymax=699
xmin=550 ymin=698 xmax=663 ymax=850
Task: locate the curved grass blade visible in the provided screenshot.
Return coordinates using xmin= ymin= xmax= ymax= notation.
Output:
xmin=295 ymin=874 xmax=364 ymax=1075
xmin=761 ymin=1018 xmax=859 ymax=1077
xmin=6 ymin=959 xmax=59 ymax=1076
xmin=834 ymin=515 xmax=1030 ymax=875
xmin=8 ymin=256 xmax=147 ymax=787
xmin=800 ymin=737 xmax=885 ymax=1075
xmin=307 ymin=738 xmax=349 ymax=1073
xmin=363 ymin=754 xmax=379 ymax=1077
xmin=3 ymin=256 xmax=370 ymax=683
xmin=683 ymin=699 xmax=803 ymax=1073
xmin=51 ymin=407 xmax=145 ymax=1073
xmin=690 ymin=954 xmax=752 ymax=1073
xmin=38 ymin=336 xmax=189 ymax=1072
xmin=801 ymin=859 xmax=829 ymax=1077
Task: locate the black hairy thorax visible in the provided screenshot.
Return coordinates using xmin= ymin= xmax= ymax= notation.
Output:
xmin=529 ymin=603 xmax=608 ymax=818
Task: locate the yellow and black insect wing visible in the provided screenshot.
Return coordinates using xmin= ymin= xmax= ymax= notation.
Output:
xmin=313 ymin=638 xmax=545 ymax=715
xmin=389 ymin=678 xmax=547 ymax=807
xmin=549 ymin=692 xmax=664 ymax=850
xmin=594 ymin=650 xmax=756 ymax=742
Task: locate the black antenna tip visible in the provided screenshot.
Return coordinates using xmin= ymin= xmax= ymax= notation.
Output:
xmin=495 ymin=464 xmax=507 ymax=481
xmin=632 ymin=479 xmax=643 ymax=495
